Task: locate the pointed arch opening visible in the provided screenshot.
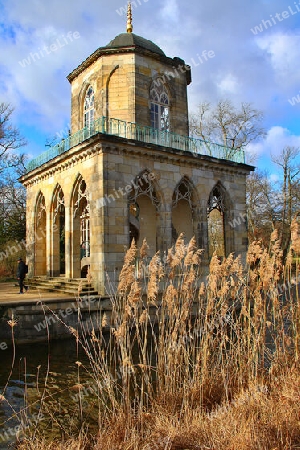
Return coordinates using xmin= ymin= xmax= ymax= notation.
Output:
xmin=172 ymin=177 xmax=195 ymax=244
xmin=35 ymin=192 xmax=46 ymax=275
xmin=150 ymin=80 xmax=170 ymax=132
xmin=71 ymin=175 xmax=90 ymax=278
xmin=128 ymin=171 xmax=160 ymax=255
xmin=51 ymin=184 xmax=65 ymax=276
xmin=207 ymin=183 xmax=227 ymax=258
xmin=84 ymin=86 xmax=94 ymax=128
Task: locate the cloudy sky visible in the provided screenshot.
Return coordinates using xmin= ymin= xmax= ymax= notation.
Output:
xmin=1 ymin=0 xmax=300 ymax=176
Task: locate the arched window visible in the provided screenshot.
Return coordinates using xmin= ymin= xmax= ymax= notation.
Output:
xmin=81 ymin=205 xmax=90 ymax=258
xmin=84 ymin=86 xmax=94 ymax=128
xmin=72 ymin=176 xmax=90 ymax=276
xmin=207 ymin=185 xmax=226 ymax=258
xmin=172 ymin=177 xmax=194 ymax=244
xmin=128 ymin=171 xmax=160 ymax=254
xmin=150 ymin=81 xmax=169 ymax=132
xmin=35 ymin=192 xmax=46 ymax=276
xmin=52 ymin=185 xmax=65 ymax=275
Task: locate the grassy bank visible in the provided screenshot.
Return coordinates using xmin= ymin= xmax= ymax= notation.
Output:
xmin=10 ymin=230 xmax=300 ymax=449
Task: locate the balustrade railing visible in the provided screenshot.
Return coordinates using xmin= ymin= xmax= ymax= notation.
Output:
xmin=26 ymin=116 xmax=245 ymax=172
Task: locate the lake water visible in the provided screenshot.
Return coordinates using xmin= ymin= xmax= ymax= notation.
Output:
xmin=0 ymin=337 xmax=98 ymax=449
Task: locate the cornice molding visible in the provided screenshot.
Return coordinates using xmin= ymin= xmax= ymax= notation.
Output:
xmin=22 ymin=134 xmax=253 ymax=187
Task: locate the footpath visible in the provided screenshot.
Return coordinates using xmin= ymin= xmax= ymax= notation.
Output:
xmin=0 ymin=281 xmax=74 ymax=304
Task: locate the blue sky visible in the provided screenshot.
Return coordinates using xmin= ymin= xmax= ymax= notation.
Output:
xmin=1 ymin=0 xmax=300 ymax=178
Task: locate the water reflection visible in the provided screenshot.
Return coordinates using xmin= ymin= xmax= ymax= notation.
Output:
xmin=0 ymin=338 xmax=97 ymax=448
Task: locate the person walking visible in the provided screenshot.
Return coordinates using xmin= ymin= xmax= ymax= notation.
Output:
xmin=16 ymin=258 xmax=28 ymax=294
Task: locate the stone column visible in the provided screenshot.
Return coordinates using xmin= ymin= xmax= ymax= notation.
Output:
xmin=26 ymin=189 xmax=36 ymax=278
xmin=64 ymin=205 xmax=72 ymax=279
xmin=90 ymin=202 xmax=105 ymax=295
xmin=198 ymin=201 xmax=209 ymax=266
xmin=224 ymin=209 xmax=235 ymax=255
xmin=46 ymin=210 xmax=52 ymax=277
xmin=160 ymin=203 xmax=172 ymax=254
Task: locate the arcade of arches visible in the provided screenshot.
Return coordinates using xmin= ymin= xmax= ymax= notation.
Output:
xmin=22 ymin=120 xmax=252 ymax=300
xmin=24 ymin=146 xmax=248 ymax=297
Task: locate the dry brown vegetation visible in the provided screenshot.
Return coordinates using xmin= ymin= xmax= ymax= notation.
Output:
xmin=15 ymin=225 xmax=300 ymax=449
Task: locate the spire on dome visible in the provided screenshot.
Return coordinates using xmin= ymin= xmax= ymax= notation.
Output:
xmin=127 ymin=2 xmax=133 ymax=33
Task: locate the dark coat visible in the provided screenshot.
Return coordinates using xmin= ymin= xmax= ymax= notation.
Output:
xmin=17 ymin=260 xmax=26 ymax=278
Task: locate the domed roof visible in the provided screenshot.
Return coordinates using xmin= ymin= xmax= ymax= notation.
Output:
xmin=105 ymin=33 xmax=166 ymax=57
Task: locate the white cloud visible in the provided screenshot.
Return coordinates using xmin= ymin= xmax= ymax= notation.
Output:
xmin=269 ymin=173 xmax=280 ymax=183
xmin=217 ymin=73 xmax=239 ymax=94
xmin=255 ymin=34 xmax=300 ymax=87
xmin=248 ymin=126 xmax=300 ymax=158
xmin=159 ymin=0 xmax=180 ymax=23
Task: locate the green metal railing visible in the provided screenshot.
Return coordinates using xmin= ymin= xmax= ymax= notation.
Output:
xmin=26 ymin=116 xmax=245 ymax=172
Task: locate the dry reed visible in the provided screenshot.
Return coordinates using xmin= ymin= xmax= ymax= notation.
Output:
xmin=14 ymin=232 xmax=300 ymax=449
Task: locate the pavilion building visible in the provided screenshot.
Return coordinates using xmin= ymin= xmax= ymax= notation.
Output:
xmin=20 ymin=5 xmax=254 ymax=295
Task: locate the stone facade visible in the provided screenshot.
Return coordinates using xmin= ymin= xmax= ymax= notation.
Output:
xmin=20 ymin=28 xmax=254 ymax=296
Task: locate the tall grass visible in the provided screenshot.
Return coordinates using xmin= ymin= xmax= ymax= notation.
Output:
xmin=16 ymin=228 xmax=300 ymax=449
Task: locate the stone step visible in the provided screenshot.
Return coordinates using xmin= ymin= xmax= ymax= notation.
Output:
xmin=29 ymin=284 xmax=94 ymax=293
xmin=48 ymin=277 xmax=92 ymax=283
xmin=27 ymin=276 xmax=98 ymax=296
xmin=51 ymin=282 xmax=93 ymax=288
xmin=28 ymin=285 xmax=99 ymax=297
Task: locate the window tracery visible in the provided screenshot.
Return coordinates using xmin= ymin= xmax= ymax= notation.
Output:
xmin=84 ymin=86 xmax=94 ymax=128
xmin=73 ymin=177 xmax=90 ymax=259
xmin=53 ymin=186 xmax=65 ymax=223
xmin=207 ymin=185 xmax=226 ymax=214
xmin=172 ymin=178 xmax=194 ymax=210
xmin=36 ymin=193 xmax=46 ymax=228
xmin=128 ymin=173 xmax=159 ymax=208
xmin=150 ymin=81 xmax=169 ymax=132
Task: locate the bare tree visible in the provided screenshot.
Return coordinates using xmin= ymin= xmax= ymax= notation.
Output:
xmin=190 ymin=99 xmax=266 ymax=160
xmin=272 ymin=147 xmax=300 ymax=258
xmin=0 ymin=103 xmax=27 ymax=257
xmin=0 ymin=173 xmax=26 ymax=245
xmin=245 ymin=148 xmax=300 ymax=261
xmin=246 ymin=171 xmax=280 ymax=245
xmin=0 ymin=102 xmax=27 ymax=175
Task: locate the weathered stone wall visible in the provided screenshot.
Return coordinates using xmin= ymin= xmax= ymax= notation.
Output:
xmin=69 ymin=54 xmax=135 ymax=133
xmin=134 ymin=53 xmax=189 ymax=135
xmin=24 ymin=139 xmax=106 ymax=290
xmin=0 ymin=296 xmax=111 ymax=344
xmin=101 ymin=140 xmax=250 ymax=287
xmin=69 ymin=51 xmax=189 ymax=136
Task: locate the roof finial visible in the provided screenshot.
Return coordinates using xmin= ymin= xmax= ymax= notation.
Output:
xmin=127 ymin=2 xmax=133 ymax=33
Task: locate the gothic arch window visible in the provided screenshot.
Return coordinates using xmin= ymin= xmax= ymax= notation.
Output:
xmin=51 ymin=185 xmax=65 ymax=275
xmin=35 ymin=192 xmax=46 ymax=275
xmin=80 ymin=205 xmax=90 ymax=258
xmin=172 ymin=177 xmax=194 ymax=244
xmin=52 ymin=185 xmax=65 ymax=223
xmin=150 ymin=80 xmax=169 ymax=132
xmin=84 ymin=86 xmax=94 ymax=128
xmin=172 ymin=177 xmax=195 ymax=211
xmin=207 ymin=184 xmax=226 ymax=258
xmin=36 ymin=192 xmax=46 ymax=228
xmin=128 ymin=171 xmax=160 ymax=208
xmin=73 ymin=177 xmax=90 ymax=259
xmin=128 ymin=171 xmax=160 ymax=253
xmin=73 ymin=178 xmax=89 ymax=216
